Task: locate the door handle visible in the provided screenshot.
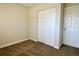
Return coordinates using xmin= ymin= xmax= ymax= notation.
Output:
xmin=64 ymin=28 xmax=67 ymax=30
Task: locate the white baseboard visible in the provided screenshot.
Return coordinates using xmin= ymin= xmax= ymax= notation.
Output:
xmin=53 ymin=43 xmax=62 ymax=49
xmin=0 ymin=39 xmax=28 ymax=49
xmin=27 ymin=37 xmax=38 ymax=42
xmin=53 ymin=45 xmax=60 ymax=49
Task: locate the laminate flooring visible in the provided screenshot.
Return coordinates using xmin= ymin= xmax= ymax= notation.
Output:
xmin=0 ymin=40 xmax=79 ymax=56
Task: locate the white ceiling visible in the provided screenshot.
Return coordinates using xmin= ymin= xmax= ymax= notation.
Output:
xmin=20 ymin=3 xmax=40 ymax=7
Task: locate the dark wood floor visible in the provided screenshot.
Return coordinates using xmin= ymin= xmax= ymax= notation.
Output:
xmin=0 ymin=40 xmax=79 ymax=56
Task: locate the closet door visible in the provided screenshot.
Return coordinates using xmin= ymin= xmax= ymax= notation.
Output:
xmin=38 ymin=8 xmax=56 ymax=46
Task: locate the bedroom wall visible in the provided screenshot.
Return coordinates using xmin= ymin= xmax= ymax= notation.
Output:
xmin=0 ymin=4 xmax=28 ymax=47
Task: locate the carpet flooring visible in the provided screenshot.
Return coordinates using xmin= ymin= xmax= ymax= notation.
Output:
xmin=0 ymin=40 xmax=79 ymax=56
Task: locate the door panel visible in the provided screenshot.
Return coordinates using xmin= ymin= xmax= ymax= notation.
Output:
xmin=63 ymin=5 xmax=79 ymax=48
xmin=38 ymin=8 xmax=56 ymax=46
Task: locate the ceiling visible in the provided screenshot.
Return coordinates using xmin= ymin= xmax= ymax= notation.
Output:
xmin=20 ymin=3 xmax=40 ymax=7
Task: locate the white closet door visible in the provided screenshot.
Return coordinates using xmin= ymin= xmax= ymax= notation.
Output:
xmin=38 ymin=8 xmax=56 ymax=46
xmin=63 ymin=5 xmax=79 ymax=48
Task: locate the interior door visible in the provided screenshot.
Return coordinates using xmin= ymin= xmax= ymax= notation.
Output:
xmin=63 ymin=5 xmax=79 ymax=48
xmin=38 ymin=8 xmax=56 ymax=46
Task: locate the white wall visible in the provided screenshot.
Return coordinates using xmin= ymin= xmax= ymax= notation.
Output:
xmin=28 ymin=3 xmax=64 ymax=49
xmin=0 ymin=4 xmax=28 ymax=47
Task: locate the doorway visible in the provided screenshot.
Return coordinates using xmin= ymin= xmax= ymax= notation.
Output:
xmin=63 ymin=5 xmax=79 ymax=48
